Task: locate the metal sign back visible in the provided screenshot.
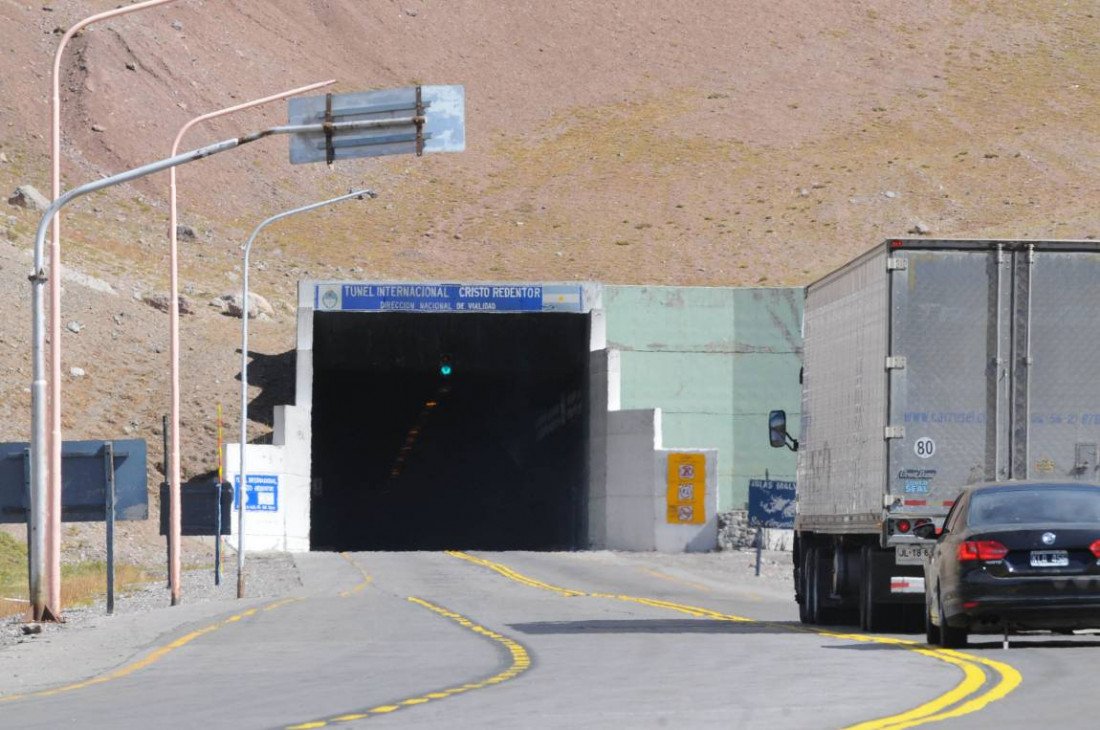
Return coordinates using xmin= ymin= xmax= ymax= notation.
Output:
xmin=287 ymin=85 xmax=465 ymax=164
xmin=0 ymin=440 xmax=148 ymax=523
xmin=159 ymin=482 xmax=232 ymax=536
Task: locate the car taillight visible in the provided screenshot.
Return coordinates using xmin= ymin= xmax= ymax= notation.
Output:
xmin=957 ymin=540 xmax=1009 ymax=561
xmin=896 ymin=519 xmax=911 ymax=533
xmin=1090 ymin=540 xmax=1100 ymax=558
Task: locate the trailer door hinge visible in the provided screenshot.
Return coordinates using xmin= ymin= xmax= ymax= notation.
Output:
xmin=885 ymin=426 xmax=906 ymax=439
xmin=887 ymin=257 xmax=908 ymax=271
xmin=886 ymin=356 xmax=907 ymax=370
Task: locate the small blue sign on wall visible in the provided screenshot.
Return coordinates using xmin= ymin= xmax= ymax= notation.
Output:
xmin=748 ymin=479 xmax=796 ymax=529
xmin=233 ymin=474 xmax=279 ymax=512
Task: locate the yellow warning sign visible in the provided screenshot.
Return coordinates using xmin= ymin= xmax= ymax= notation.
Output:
xmin=667 ymin=453 xmax=706 ymax=524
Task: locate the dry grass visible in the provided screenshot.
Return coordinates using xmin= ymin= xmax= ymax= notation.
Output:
xmin=0 ymin=533 xmax=154 ymax=620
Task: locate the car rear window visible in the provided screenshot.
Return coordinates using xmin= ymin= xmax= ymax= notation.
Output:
xmin=968 ymin=487 xmax=1100 ymax=526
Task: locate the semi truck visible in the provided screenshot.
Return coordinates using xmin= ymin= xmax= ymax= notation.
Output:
xmin=768 ymin=238 xmax=1100 ymax=630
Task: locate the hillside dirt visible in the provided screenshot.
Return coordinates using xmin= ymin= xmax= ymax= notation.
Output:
xmin=0 ymin=1 xmax=1098 ymax=570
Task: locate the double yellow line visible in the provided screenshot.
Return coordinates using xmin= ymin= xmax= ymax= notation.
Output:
xmin=446 ymin=552 xmax=1021 ymax=730
xmin=338 ymin=552 xmax=373 ymax=597
xmin=285 ymin=596 xmax=532 ymax=729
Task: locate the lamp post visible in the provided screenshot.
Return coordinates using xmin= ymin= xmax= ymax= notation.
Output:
xmin=39 ymin=0 xmax=184 ymax=621
xmin=235 ymin=189 xmax=375 ymax=599
xmin=166 ymin=79 xmax=335 ymax=606
xmin=29 ymin=117 xmax=404 ymax=620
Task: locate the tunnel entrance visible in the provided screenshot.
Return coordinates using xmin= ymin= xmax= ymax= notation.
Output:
xmin=310 ymin=311 xmax=590 ymax=551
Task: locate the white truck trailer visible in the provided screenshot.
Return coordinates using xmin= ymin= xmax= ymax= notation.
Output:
xmin=769 ymin=238 xmax=1100 ymax=630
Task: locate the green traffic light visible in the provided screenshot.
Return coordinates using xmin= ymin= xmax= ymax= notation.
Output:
xmin=440 ymin=364 xmax=452 ymax=376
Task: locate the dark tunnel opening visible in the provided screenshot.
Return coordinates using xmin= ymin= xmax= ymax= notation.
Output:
xmin=310 ymin=311 xmax=590 ymax=551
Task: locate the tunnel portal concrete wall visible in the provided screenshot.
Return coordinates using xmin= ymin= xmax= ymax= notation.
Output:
xmin=227 ymin=280 xmax=605 ymax=552
xmin=227 ymin=280 xmax=801 ymax=552
xmin=599 ymin=408 xmax=718 ymax=552
xmin=604 ymin=286 xmax=802 ymax=512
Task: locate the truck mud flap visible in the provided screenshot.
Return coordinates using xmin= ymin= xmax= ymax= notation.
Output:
xmin=889 ymin=576 xmax=925 ymax=595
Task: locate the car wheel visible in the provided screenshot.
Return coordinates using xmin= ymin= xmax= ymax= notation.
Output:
xmin=938 ymin=592 xmax=968 ymax=648
xmin=924 ymin=592 xmax=938 ymax=645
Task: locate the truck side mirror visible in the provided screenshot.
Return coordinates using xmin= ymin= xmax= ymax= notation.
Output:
xmin=769 ymin=410 xmax=789 ymax=448
xmin=913 ymin=522 xmax=938 ymax=540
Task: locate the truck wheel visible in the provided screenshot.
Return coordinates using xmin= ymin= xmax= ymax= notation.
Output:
xmin=859 ymin=545 xmax=883 ymax=632
xmin=804 ymin=547 xmax=820 ymax=624
xmin=809 ymin=547 xmax=845 ymax=625
xmin=938 ymin=592 xmax=968 ymax=648
xmin=797 ymin=549 xmax=812 ymax=624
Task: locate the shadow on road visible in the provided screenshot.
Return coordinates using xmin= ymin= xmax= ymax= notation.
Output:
xmin=818 ymin=634 xmax=1100 ymax=651
xmin=509 ymin=619 xmax=804 ymax=635
xmin=963 ymin=636 xmax=1100 ymax=651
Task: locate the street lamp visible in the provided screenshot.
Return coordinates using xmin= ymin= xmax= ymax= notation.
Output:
xmin=235 ymin=189 xmax=375 ymax=599
xmin=29 ymin=118 xmax=407 ymax=620
xmin=40 ymin=0 xmax=184 ymax=622
xmin=166 ymin=79 xmax=335 ymax=606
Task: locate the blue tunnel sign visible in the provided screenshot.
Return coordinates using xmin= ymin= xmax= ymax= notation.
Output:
xmin=315 ymin=283 xmax=584 ymax=313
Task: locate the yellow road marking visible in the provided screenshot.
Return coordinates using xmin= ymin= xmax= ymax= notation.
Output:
xmin=283 ymin=595 xmax=532 ymax=729
xmin=446 ymin=550 xmax=584 ymax=596
xmin=640 ymin=566 xmax=713 ymax=593
xmin=859 ymin=648 xmax=1022 ymax=730
xmin=338 ymin=552 xmax=373 ymax=597
xmin=0 ymin=597 xmax=303 ymax=705
xmin=447 ymin=552 xmax=1022 ymax=730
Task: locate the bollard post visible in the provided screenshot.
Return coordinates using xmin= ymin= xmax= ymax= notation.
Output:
xmin=104 ymin=442 xmax=116 ymax=615
xmin=214 ymin=481 xmax=222 ymax=586
xmin=23 ymin=448 xmax=32 ymax=615
xmin=162 ymin=415 xmax=171 ymax=591
xmin=754 ymin=527 xmax=763 ymax=577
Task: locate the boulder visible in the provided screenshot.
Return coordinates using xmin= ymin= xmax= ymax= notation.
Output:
xmin=8 ymin=185 xmax=50 ymax=211
xmin=213 ymin=292 xmax=275 ymax=319
xmin=142 ymin=292 xmax=195 ymax=315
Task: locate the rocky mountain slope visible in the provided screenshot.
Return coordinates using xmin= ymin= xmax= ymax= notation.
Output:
xmin=0 ymin=0 xmax=1097 ymax=559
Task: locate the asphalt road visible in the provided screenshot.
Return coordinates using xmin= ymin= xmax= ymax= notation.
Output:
xmin=1 ymin=550 xmax=1096 ymax=729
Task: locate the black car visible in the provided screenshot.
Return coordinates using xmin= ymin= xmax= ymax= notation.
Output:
xmin=920 ymin=481 xmax=1100 ymax=647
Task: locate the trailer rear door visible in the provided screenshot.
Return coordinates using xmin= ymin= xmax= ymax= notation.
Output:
xmin=887 ymin=247 xmax=1010 ymax=509
xmin=1023 ymin=250 xmax=1100 ymax=480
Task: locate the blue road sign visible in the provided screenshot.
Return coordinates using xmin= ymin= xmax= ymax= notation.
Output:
xmin=233 ymin=474 xmax=279 ymax=512
xmin=314 ymin=282 xmax=584 ymax=313
xmin=748 ymin=479 xmax=796 ymax=529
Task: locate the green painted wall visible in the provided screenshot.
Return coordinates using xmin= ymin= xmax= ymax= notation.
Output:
xmin=604 ymin=286 xmax=802 ymax=510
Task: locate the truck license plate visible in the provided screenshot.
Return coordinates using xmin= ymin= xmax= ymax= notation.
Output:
xmin=1030 ymin=550 xmax=1069 ymax=567
xmin=896 ymin=544 xmax=934 ymax=565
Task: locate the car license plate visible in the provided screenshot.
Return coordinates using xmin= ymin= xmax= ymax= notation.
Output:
xmin=1030 ymin=550 xmax=1069 ymax=567
xmin=896 ymin=544 xmax=934 ymax=565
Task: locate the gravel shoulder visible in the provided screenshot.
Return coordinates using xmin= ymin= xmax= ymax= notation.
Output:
xmin=0 ymin=552 xmax=301 ymax=698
